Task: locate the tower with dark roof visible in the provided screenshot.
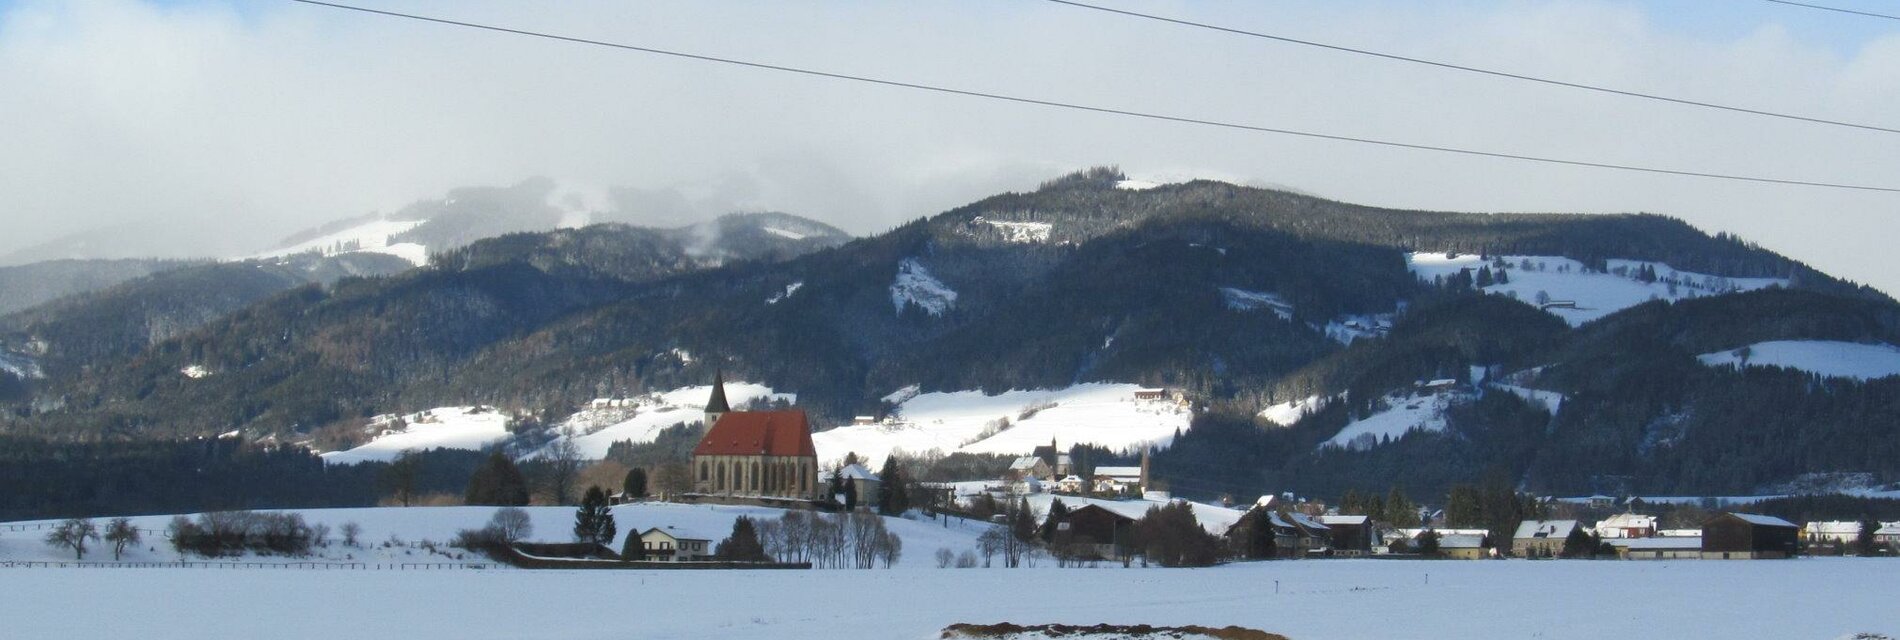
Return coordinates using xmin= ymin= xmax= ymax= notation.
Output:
xmin=704 ymin=370 xmax=731 ymax=427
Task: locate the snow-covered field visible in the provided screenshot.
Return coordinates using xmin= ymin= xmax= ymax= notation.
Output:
xmin=813 ymin=383 xmax=1190 ymax=466
xmin=1697 ymin=340 xmax=1900 ymax=381
xmin=1407 ymin=253 xmax=1786 ymax=326
xmin=1259 ymin=395 xmax=1327 ymax=427
xmin=2 ymin=554 xmax=1890 ymax=639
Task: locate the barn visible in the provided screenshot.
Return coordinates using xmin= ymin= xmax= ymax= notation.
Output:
xmin=1700 ymin=513 xmax=1798 ymax=560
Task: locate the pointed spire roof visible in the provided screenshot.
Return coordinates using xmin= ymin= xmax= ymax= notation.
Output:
xmin=706 ymin=370 xmax=731 ymax=414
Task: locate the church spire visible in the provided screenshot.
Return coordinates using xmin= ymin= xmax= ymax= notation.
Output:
xmin=705 ymin=370 xmax=731 ymax=426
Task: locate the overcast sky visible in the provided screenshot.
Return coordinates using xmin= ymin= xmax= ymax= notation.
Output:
xmin=0 ymin=0 xmax=1895 ymax=293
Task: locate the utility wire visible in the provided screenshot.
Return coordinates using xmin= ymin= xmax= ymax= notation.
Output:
xmin=1765 ymin=0 xmax=1900 ymax=21
xmin=1044 ymin=0 xmax=1900 ymax=136
xmin=288 ymin=0 xmax=1900 ymax=194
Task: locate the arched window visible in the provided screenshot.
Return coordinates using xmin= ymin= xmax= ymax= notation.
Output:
xmin=698 ymin=461 xmax=707 ymax=482
xmin=752 ymin=462 xmax=762 ymax=491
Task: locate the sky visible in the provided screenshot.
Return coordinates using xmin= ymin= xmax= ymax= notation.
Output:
xmin=0 ymin=0 xmax=1895 ymax=293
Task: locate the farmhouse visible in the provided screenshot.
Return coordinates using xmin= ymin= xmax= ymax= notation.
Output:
xmin=1594 ymin=513 xmax=1657 ymax=539
xmin=639 ymin=526 xmax=715 ymax=562
xmin=1700 ymin=513 xmax=1798 ymax=559
xmin=1438 ymin=534 xmax=1489 ymax=560
xmin=831 ymin=463 xmax=880 ymax=505
xmin=1802 ymin=521 xmax=1860 ymax=545
xmin=1512 ymin=520 xmax=1580 ymax=558
xmin=1050 ymin=504 xmax=1139 ymax=562
xmin=691 ymin=373 xmax=822 ymax=500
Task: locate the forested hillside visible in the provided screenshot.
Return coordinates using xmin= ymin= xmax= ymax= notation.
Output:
xmin=3 ymin=168 xmax=1896 ymax=502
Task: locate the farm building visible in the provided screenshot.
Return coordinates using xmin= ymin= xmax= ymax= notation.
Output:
xmin=1700 ymin=513 xmax=1798 ymax=560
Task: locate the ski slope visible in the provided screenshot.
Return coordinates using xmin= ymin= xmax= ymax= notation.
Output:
xmin=245 ymin=218 xmax=429 ymax=267
xmin=1697 ymin=340 xmax=1900 ymax=381
xmin=812 ymin=383 xmax=1190 ymax=466
xmin=320 ymin=407 xmax=512 ymax=465
xmin=1407 ymin=253 xmax=1786 ymax=326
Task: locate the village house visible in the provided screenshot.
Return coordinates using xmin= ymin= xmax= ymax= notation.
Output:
xmin=690 ymin=373 xmax=822 ymax=501
xmin=1091 ymin=452 xmax=1151 ymax=496
xmin=1875 ymin=522 xmax=1900 ymax=547
xmin=1512 ymin=520 xmax=1580 ymax=558
xmin=638 ymin=526 xmax=715 ymax=562
xmin=1049 ymin=504 xmax=1139 ymax=562
xmin=1700 ymin=513 xmax=1799 ymax=559
xmin=1594 ymin=513 xmax=1657 ymax=539
xmin=1006 ymin=456 xmax=1053 ymax=483
xmin=830 ymin=462 xmax=880 ymax=506
xmin=1438 ymin=534 xmax=1490 ymax=560
xmin=1802 ymin=521 xmax=1861 ymax=545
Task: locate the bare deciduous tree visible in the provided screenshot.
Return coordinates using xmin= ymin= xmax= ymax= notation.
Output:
xmin=103 ymin=517 xmax=140 ymax=561
xmin=45 ymin=518 xmax=98 ymax=560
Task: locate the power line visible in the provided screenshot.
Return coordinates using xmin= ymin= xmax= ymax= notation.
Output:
xmin=1044 ymin=0 xmax=1900 ymax=136
xmin=1765 ymin=0 xmax=1900 ymax=21
xmin=287 ymin=0 xmax=1900 ymax=194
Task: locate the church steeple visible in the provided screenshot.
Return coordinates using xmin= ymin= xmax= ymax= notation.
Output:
xmin=705 ymin=370 xmax=731 ymax=426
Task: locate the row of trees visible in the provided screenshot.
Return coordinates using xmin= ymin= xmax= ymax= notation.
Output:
xmin=43 ymin=517 xmax=141 ymax=560
xmin=748 ymin=509 xmax=903 ymax=568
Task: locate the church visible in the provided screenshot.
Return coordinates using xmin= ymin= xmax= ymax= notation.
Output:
xmin=690 ymin=373 xmax=822 ymax=500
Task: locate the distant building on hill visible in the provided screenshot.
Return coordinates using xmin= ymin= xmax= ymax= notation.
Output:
xmin=690 ymin=372 xmax=821 ymax=500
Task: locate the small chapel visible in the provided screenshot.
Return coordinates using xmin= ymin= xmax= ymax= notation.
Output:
xmin=690 ymin=372 xmax=822 ymax=500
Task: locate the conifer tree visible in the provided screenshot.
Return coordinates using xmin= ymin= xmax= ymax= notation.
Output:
xmin=716 ymin=516 xmax=768 ymax=562
xmin=466 ymin=451 xmax=530 ymax=506
xmin=573 ymin=486 xmax=616 ymax=546
xmin=877 ymin=457 xmax=910 ymax=515
xmin=622 ymin=468 xmax=648 ymax=500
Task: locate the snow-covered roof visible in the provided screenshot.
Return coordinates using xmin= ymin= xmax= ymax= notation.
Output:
xmin=1287 ymin=513 xmax=1330 ymax=531
xmin=1318 ymin=515 xmax=1369 ymax=526
xmin=838 ymin=464 xmax=878 ymax=481
xmin=1876 ymin=524 xmax=1900 ymax=536
xmin=1728 ymin=513 xmax=1797 ymax=528
xmin=1438 ymin=534 xmax=1486 ymax=549
xmin=1805 ymin=521 xmax=1860 ymax=535
xmin=1093 ymin=466 xmax=1142 ymax=479
xmin=1596 ymin=513 xmax=1656 ymax=528
xmin=1008 ymin=456 xmax=1044 ymax=470
xmin=643 ymin=525 xmax=716 ymax=543
xmin=1514 ymin=520 xmax=1579 ymax=540
xmin=1657 ymin=529 xmax=1702 ymax=537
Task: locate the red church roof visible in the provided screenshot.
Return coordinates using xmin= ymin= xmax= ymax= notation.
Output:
xmin=693 ymin=410 xmax=817 ymax=457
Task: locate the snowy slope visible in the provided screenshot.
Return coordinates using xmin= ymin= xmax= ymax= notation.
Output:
xmin=1021 ymin=494 xmax=1243 ymax=536
xmin=1259 ymin=395 xmax=1327 ymax=427
xmin=320 ymin=407 xmax=512 ymax=465
xmin=1490 ymin=383 xmax=1565 ymax=414
xmin=1407 ymin=253 xmax=1786 ymax=326
xmin=538 ymin=383 xmax=793 ymax=459
xmin=246 ymin=218 xmax=430 ymax=267
xmin=1218 ymin=287 xmax=1293 ymax=320
xmin=1697 ymin=340 xmax=1900 ymax=381
xmin=891 ymin=258 xmax=958 ymax=316
xmin=1319 ymin=391 xmax=1460 ymax=451
xmin=970 ymin=217 xmax=1054 ymax=243
xmin=811 ymin=383 xmax=1190 ymax=466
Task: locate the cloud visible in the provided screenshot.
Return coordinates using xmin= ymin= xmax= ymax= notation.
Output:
xmin=0 ymin=0 xmax=1895 ymax=294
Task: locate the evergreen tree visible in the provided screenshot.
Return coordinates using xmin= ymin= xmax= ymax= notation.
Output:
xmin=622 ymin=467 xmax=648 ymax=500
xmin=572 ymin=486 xmax=616 ymax=546
xmin=716 ymin=515 xmax=768 ymax=562
xmin=877 ymin=457 xmax=910 ymax=515
xmin=465 ymin=451 xmax=530 ymax=506
xmin=1042 ymin=498 xmax=1070 ymax=542
xmin=1855 ymin=517 xmax=1880 ymax=556
xmin=1415 ymin=529 xmax=1441 ymax=556
xmin=621 ymin=526 xmax=644 ymax=561
xmin=1243 ymin=511 xmax=1276 ymax=559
